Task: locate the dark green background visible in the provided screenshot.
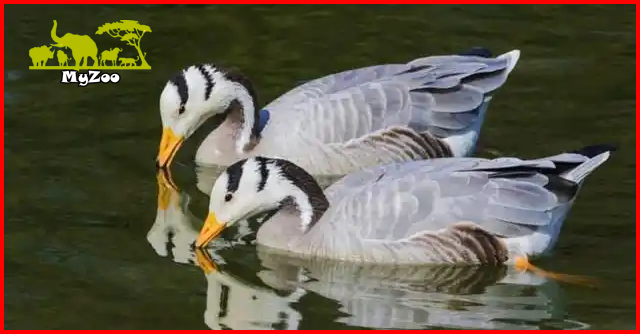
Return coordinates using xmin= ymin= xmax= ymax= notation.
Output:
xmin=5 ymin=4 xmax=635 ymax=329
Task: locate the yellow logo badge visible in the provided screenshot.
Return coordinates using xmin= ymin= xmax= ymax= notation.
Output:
xmin=29 ymin=20 xmax=152 ymax=86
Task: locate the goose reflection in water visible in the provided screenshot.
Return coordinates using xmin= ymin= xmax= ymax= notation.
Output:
xmin=147 ymin=168 xmax=589 ymax=330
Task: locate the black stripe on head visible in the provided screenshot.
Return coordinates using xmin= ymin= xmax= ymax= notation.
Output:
xmin=196 ymin=63 xmax=215 ymax=101
xmin=271 ymin=158 xmax=329 ymax=231
xmin=221 ymin=67 xmax=261 ymax=137
xmin=225 ymin=159 xmax=245 ymax=193
xmin=271 ymin=159 xmax=320 ymax=196
xmin=221 ymin=67 xmax=257 ymax=105
xmin=255 ymin=157 xmax=269 ymax=192
xmin=169 ymin=70 xmax=189 ymax=114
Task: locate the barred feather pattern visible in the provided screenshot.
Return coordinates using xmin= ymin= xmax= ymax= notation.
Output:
xmin=267 ymin=127 xmax=455 ymax=175
xmin=400 ymin=222 xmax=509 ymax=265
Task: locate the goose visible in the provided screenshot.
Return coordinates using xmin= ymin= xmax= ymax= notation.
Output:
xmin=147 ymin=175 xmax=574 ymax=330
xmin=194 ymin=144 xmax=615 ymax=277
xmin=157 ymin=47 xmax=521 ymax=175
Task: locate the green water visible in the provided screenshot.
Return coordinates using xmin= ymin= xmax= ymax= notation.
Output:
xmin=5 ymin=4 xmax=635 ymax=329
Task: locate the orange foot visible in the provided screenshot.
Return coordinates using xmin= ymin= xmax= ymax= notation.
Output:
xmin=514 ymin=255 xmax=597 ymax=288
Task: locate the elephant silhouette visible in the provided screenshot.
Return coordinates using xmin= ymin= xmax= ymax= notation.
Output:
xmin=57 ymin=50 xmax=69 ymax=66
xmin=50 ymin=20 xmax=98 ymax=69
xmin=99 ymin=47 xmax=123 ymax=66
xmin=29 ymin=45 xmax=55 ymax=67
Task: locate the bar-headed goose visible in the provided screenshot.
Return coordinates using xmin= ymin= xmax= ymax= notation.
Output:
xmin=157 ymin=47 xmax=520 ymax=175
xmin=194 ymin=144 xmax=615 ymax=277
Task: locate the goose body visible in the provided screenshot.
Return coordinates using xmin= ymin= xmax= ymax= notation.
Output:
xmin=196 ymin=144 xmax=615 ymax=266
xmin=157 ymin=48 xmax=521 ymax=175
xmin=149 ymin=174 xmax=569 ymax=329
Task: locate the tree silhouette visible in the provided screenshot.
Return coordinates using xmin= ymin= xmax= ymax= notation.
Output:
xmin=96 ymin=20 xmax=151 ymax=68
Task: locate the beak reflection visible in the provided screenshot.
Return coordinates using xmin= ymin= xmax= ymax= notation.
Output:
xmin=156 ymin=168 xmax=179 ymax=210
xmin=194 ymin=248 xmax=218 ymax=274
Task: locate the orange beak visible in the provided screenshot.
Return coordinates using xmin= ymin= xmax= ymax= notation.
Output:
xmin=195 ymin=212 xmax=226 ymax=248
xmin=156 ymin=127 xmax=184 ymax=168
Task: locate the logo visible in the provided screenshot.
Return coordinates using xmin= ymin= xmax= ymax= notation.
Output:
xmin=28 ymin=20 xmax=151 ymax=86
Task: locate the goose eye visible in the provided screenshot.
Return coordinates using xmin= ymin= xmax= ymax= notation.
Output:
xmin=178 ymin=104 xmax=186 ymax=115
xmin=224 ymin=193 xmax=233 ymax=202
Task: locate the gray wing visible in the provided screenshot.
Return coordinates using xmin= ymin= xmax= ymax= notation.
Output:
xmin=263 ymin=64 xmax=408 ymax=111
xmin=324 ymin=155 xmax=575 ymax=242
xmin=269 ymin=50 xmax=520 ymax=142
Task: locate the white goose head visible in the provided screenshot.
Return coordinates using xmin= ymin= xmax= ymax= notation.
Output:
xmin=156 ymin=64 xmax=262 ymax=168
xmin=195 ymin=157 xmax=329 ymax=248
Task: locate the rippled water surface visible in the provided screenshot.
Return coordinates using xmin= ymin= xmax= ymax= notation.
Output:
xmin=5 ymin=4 xmax=635 ymax=329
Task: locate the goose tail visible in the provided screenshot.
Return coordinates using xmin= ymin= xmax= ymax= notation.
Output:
xmin=497 ymin=49 xmax=521 ymax=75
xmin=561 ymin=144 xmax=617 ymax=183
xmin=421 ymin=47 xmax=521 ymax=157
xmin=501 ymin=144 xmax=615 ymax=287
xmin=537 ymin=144 xmax=616 ymax=253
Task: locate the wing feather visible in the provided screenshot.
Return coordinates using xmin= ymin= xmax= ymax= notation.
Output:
xmin=267 ymin=51 xmax=520 ymax=149
xmin=323 ymin=156 xmax=568 ymax=242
